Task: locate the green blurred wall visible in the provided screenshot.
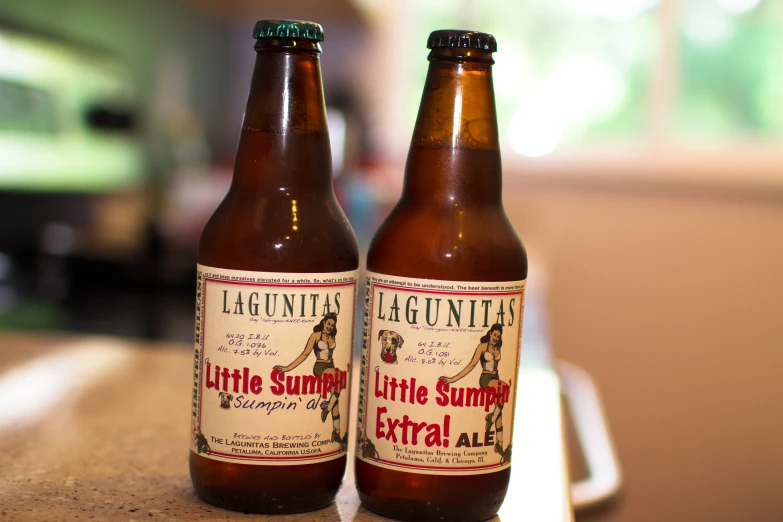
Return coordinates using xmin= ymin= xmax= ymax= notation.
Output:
xmin=0 ymin=0 xmax=233 ymax=175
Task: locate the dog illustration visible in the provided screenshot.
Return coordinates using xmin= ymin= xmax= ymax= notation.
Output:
xmin=218 ymin=391 xmax=233 ymax=409
xmin=378 ymin=330 xmax=404 ymax=365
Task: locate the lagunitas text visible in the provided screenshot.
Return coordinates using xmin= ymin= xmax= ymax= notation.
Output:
xmin=376 ymin=292 xmax=517 ymax=329
xmin=222 ymin=290 xmax=343 ymax=318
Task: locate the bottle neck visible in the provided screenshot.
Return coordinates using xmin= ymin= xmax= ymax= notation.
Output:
xmin=232 ymin=39 xmax=332 ymax=194
xmin=402 ymin=48 xmax=501 ymax=206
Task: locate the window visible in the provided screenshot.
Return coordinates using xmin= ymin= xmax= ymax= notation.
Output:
xmin=362 ymin=0 xmax=783 ymax=159
xmin=678 ymin=0 xmax=783 ymax=141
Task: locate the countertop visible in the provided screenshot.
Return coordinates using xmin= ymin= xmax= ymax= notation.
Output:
xmin=0 ymin=333 xmax=572 ymax=521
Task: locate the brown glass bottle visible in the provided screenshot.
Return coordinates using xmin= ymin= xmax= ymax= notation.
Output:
xmin=190 ymin=21 xmax=358 ymax=514
xmin=355 ymin=31 xmax=527 ymax=522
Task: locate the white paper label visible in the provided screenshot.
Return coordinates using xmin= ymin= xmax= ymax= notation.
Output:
xmin=356 ymin=273 xmax=525 ymax=475
xmin=191 ymin=265 xmax=358 ymax=465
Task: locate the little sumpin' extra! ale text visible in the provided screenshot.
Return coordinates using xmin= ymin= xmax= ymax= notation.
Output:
xmin=354 ymin=30 xmax=528 ymax=522
xmin=189 ymin=20 xmax=359 ymax=515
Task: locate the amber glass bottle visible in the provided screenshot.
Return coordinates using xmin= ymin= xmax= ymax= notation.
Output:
xmin=355 ymin=30 xmax=527 ymax=521
xmin=189 ymin=21 xmax=359 ymax=514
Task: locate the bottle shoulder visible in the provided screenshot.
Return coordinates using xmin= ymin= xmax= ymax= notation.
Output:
xmin=367 ymin=203 xmax=527 ymax=282
xmin=199 ymin=191 xmax=359 ymax=273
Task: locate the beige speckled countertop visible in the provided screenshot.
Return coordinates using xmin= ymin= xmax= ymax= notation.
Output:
xmin=0 ymin=333 xmax=571 ymax=521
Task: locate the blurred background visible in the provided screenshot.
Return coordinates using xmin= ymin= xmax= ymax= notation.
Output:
xmin=0 ymin=0 xmax=781 ymax=521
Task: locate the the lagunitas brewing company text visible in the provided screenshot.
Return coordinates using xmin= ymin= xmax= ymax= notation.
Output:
xmin=356 ymin=273 xmax=525 ymax=475
xmin=192 ymin=266 xmax=358 ymax=465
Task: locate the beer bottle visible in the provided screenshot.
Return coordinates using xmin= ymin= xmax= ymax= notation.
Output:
xmin=355 ymin=30 xmax=527 ymax=521
xmin=190 ymin=20 xmax=359 ymax=513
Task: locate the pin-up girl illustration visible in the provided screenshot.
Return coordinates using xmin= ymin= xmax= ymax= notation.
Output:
xmin=274 ymin=312 xmax=343 ymax=444
xmin=439 ymin=324 xmax=511 ymax=462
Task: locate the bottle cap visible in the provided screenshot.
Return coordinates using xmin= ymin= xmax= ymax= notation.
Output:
xmin=427 ymin=29 xmax=497 ymax=53
xmin=253 ymin=20 xmax=324 ymax=42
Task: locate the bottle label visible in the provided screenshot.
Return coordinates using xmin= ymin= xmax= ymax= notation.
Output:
xmin=191 ymin=265 xmax=358 ymax=465
xmin=356 ymin=272 xmax=525 ymax=475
